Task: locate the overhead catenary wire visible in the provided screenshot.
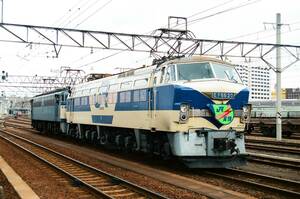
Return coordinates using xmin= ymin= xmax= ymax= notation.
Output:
xmin=52 ymin=0 xmax=86 ymax=27
xmin=16 ymin=0 xmax=94 ymax=59
xmin=73 ymin=0 xmax=258 ymax=69
xmin=180 ymin=0 xmax=262 ymax=27
xmin=21 ymin=0 xmax=112 ymax=60
xmin=57 ymin=0 xmax=99 ymax=28
xmin=168 ymin=0 xmax=237 ymax=29
xmin=72 ymin=0 xmax=239 ymax=66
xmin=74 ymin=0 xmax=113 ymax=28
xmin=187 ymin=0 xmax=236 ymax=19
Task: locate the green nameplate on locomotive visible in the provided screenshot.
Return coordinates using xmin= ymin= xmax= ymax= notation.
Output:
xmin=212 ymin=104 xmax=234 ymax=125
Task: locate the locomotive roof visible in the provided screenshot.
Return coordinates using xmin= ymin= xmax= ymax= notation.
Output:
xmin=70 ymin=56 xmax=231 ymax=98
xmin=160 ymin=56 xmax=233 ymax=67
xmin=33 ymin=88 xmax=68 ymax=99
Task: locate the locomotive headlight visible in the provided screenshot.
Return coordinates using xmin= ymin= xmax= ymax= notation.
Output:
xmin=179 ymin=103 xmax=190 ymax=122
xmin=241 ymin=104 xmax=251 ymax=123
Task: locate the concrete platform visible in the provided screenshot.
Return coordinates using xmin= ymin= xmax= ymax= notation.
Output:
xmin=0 ymin=155 xmax=39 ymax=199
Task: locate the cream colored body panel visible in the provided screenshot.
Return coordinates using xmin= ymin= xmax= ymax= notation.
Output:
xmin=66 ymin=108 xmax=245 ymax=133
xmin=60 ymin=105 xmax=67 ymax=120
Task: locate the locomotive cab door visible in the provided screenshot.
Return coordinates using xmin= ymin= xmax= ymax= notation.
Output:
xmin=148 ymin=67 xmax=165 ymax=130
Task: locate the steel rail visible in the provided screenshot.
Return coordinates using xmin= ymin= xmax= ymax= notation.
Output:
xmin=247 ymin=133 xmax=300 ymax=140
xmin=246 ymin=143 xmax=300 ymax=155
xmin=247 ymin=153 xmax=300 ymax=170
xmin=246 ymin=138 xmax=300 ymax=148
xmin=204 ymin=168 xmax=300 ymax=198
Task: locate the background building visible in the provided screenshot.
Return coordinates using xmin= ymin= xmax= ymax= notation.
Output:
xmin=285 ymin=88 xmax=300 ymax=99
xmin=271 ymin=89 xmax=286 ymax=100
xmin=235 ymin=65 xmax=271 ymax=100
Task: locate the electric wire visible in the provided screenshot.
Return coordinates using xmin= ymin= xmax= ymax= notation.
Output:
xmin=16 ymin=0 xmax=93 ymax=59
xmin=189 ymin=0 xmax=262 ymax=26
xmin=22 ymin=0 xmax=111 ymax=60
xmin=73 ymin=0 xmax=250 ymax=68
xmin=187 ymin=0 xmax=236 ymax=19
xmin=58 ymin=0 xmax=98 ymax=28
xmin=52 ymin=0 xmax=85 ymax=27
xmin=74 ymin=0 xmax=113 ymax=28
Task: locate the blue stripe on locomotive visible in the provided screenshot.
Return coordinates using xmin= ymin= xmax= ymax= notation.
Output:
xmin=92 ymin=115 xmax=113 ymax=124
xmin=67 ymin=85 xmax=249 ymax=112
xmin=114 ymin=85 xmax=249 ymax=111
xmin=74 ymin=105 xmax=91 ymax=112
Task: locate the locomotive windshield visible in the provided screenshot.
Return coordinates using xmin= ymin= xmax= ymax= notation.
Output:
xmin=177 ymin=62 xmax=214 ymax=80
xmin=177 ymin=62 xmax=242 ymax=83
xmin=211 ymin=63 xmax=242 ymax=83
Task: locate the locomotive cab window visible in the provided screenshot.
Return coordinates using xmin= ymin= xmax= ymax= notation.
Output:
xmin=153 ymin=69 xmax=161 ymax=86
xmin=165 ymin=65 xmax=176 ymax=83
xmin=212 ymin=63 xmax=242 ymax=83
xmin=160 ymin=67 xmax=165 ymax=83
xmin=177 ymin=62 xmax=214 ymax=80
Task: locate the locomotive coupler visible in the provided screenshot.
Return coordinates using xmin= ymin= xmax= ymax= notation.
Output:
xmin=213 ymin=138 xmax=237 ymax=153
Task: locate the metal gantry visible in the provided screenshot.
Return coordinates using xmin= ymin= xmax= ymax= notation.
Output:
xmin=0 ymin=22 xmax=299 ymax=70
xmin=0 ymin=73 xmax=84 ymax=96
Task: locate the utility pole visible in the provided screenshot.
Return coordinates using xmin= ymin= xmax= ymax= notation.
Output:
xmin=264 ymin=13 xmax=290 ymax=141
xmin=0 ymin=0 xmax=3 ymax=23
xmin=275 ymin=13 xmax=282 ymax=141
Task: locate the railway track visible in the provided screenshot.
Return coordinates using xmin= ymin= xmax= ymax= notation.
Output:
xmin=0 ymin=129 xmax=167 ymax=199
xmin=246 ymin=138 xmax=300 ymax=148
xmin=247 ymin=153 xmax=300 ymax=170
xmin=247 ymin=132 xmax=300 ymax=140
xmin=203 ymin=168 xmax=300 ymax=198
xmin=6 ymin=119 xmax=31 ymax=126
xmin=3 ymin=122 xmax=36 ymax=133
xmin=246 ymin=143 xmax=300 ymax=155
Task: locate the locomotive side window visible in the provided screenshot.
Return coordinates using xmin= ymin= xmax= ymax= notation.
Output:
xmin=140 ymin=89 xmax=147 ymax=101
xmin=133 ymin=89 xmax=147 ymax=102
xmin=80 ymin=96 xmax=89 ymax=106
xmin=133 ymin=90 xmax=139 ymax=102
xmin=119 ymin=91 xmax=131 ymax=103
xmin=125 ymin=91 xmax=131 ymax=102
xmin=33 ymin=100 xmax=42 ymax=107
xmin=74 ymin=98 xmax=80 ymax=106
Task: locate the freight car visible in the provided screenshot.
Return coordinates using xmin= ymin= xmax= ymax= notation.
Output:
xmin=31 ymin=56 xmax=251 ymax=168
xmin=248 ymin=100 xmax=300 ymax=137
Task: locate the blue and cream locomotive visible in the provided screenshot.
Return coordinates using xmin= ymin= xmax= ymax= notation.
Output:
xmin=31 ymin=56 xmax=251 ymax=168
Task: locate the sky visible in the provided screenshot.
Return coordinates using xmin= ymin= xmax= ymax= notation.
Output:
xmin=0 ymin=0 xmax=299 ymax=95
